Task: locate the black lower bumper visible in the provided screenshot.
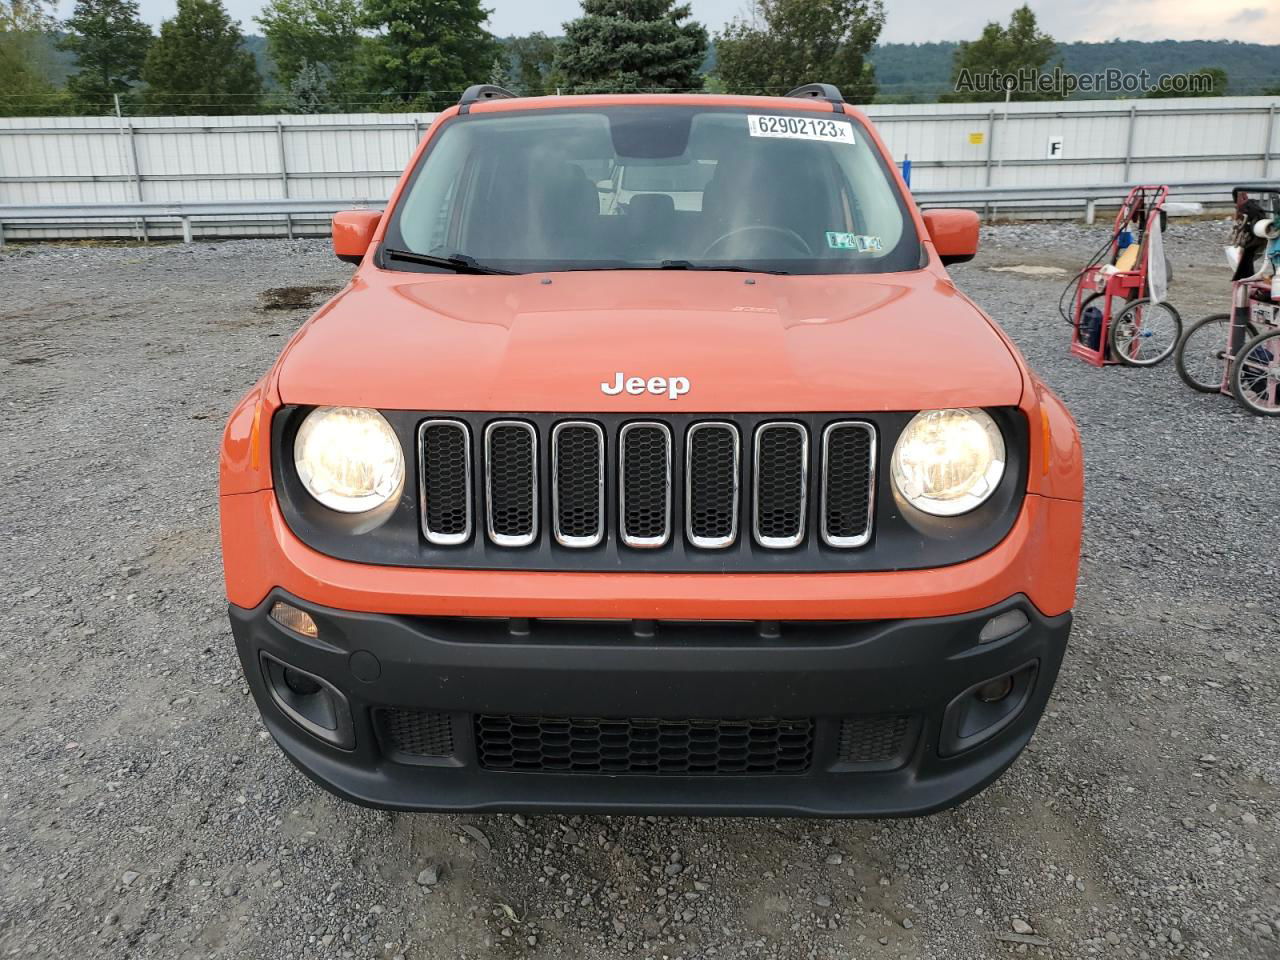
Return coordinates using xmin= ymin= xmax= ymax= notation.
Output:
xmin=229 ymin=593 xmax=1070 ymax=817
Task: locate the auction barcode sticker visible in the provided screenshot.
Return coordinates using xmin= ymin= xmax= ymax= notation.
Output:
xmin=747 ymin=115 xmax=855 ymax=144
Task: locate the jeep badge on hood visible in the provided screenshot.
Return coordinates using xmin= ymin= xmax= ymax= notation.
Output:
xmin=601 ymin=372 xmax=691 ymax=400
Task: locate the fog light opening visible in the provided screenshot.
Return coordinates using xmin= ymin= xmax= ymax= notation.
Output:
xmin=283 ymin=667 xmax=322 ymax=697
xmin=259 ymin=653 xmax=355 ymax=751
xmin=976 ymin=675 xmax=1015 ymax=703
xmin=269 ymin=601 xmax=319 ymax=638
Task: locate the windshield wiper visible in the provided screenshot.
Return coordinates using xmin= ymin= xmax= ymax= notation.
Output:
xmin=657 ymin=260 xmax=790 ymax=275
xmin=382 ymin=247 xmax=514 ymax=275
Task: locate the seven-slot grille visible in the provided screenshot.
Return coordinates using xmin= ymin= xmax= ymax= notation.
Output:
xmin=418 ymin=418 xmax=876 ymax=551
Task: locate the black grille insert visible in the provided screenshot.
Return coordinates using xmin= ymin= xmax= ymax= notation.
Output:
xmin=419 ymin=420 xmax=471 ymax=544
xmin=378 ymin=709 xmax=455 ymax=758
xmin=836 ymin=714 xmax=915 ymax=767
xmin=485 ymin=421 xmax=537 ymax=546
xmin=552 ymin=422 xmax=604 ymax=547
xmin=754 ymin=423 xmax=808 ymax=547
xmin=619 ymin=423 xmax=671 ymax=547
xmin=475 ymin=715 xmax=814 ymax=775
xmin=686 ymin=423 xmax=739 ymax=548
xmin=821 ymin=422 xmax=875 ymax=547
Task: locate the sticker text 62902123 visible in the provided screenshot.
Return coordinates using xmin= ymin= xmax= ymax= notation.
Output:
xmin=747 ymin=115 xmax=855 ymax=144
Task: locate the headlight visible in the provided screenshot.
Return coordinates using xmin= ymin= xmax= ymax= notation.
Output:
xmin=293 ymin=407 xmax=404 ymax=513
xmin=890 ymin=408 xmax=1005 ymax=516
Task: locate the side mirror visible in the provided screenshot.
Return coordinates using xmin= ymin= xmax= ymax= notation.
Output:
xmin=922 ymin=209 xmax=980 ymax=266
xmin=332 ymin=210 xmax=382 ymax=264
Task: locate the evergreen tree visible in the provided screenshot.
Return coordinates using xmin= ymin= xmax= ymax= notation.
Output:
xmin=944 ymin=5 xmax=1057 ymax=103
xmin=487 ymin=51 xmax=510 ymax=89
xmin=287 ymin=58 xmax=337 ymax=111
xmin=58 ymin=0 xmax=152 ymax=112
xmin=557 ymin=0 xmax=707 ymax=94
xmin=507 ymin=32 xmax=561 ymax=97
xmin=256 ymin=0 xmax=360 ymax=91
xmin=714 ymin=0 xmax=882 ymax=102
xmin=360 ymin=0 xmax=495 ymax=107
xmin=140 ymin=0 xmax=261 ymax=114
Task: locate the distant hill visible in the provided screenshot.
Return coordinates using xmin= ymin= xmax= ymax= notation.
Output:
xmin=28 ymin=34 xmax=1280 ymax=106
xmin=871 ymin=39 xmax=1280 ymax=101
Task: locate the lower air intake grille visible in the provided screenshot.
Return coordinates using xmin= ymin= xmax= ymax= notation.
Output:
xmin=837 ymin=714 xmax=915 ymax=766
xmin=475 ymin=715 xmax=814 ymax=775
xmin=378 ymin=709 xmax=455 ymax=758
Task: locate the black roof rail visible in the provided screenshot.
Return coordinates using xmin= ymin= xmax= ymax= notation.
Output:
xmin=785 ymin=83 xmax=845 ymax=113
xmin=458 ymin=84 xmax=517 ymax=114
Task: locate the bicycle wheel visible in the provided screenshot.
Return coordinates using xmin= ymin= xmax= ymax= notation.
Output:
xmin=1109 ymin=298 xmax=1182 ymax=367
xmin=1174 ymin=313 xmax=1232 ymax=392
xmin=1230 ymin=328 xmax=1280 ymax=416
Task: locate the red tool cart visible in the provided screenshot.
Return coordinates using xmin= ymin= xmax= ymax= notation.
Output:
xmin=1068 ymin=185 xmax=1182 ymax=367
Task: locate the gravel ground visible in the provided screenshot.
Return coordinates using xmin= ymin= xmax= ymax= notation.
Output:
xmin=1 ymin=220 xmax=1278 ymax=960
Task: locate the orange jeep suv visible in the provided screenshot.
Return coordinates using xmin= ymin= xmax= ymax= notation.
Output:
xmin=220 ymin=84 xmax=1084 ymax=816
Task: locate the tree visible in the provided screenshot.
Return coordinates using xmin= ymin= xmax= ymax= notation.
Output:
xmin=256 ymin=0 xmax=360 ymax=91
xmin=360 ymin=0 xmax=495 ymax=107
xmin=1 ymin=0 xmax=69 ymax=115
xmin=507 ymin=32 xmax=561 ymax=96
xmin=140 ymin=0 xmax=261 ymax=114
xmin=714 ymin=0 xmax=883 ymax=102
xmin=287 ymin=58 xmax=337 ymax=111
xmin=557 ymin=0 xmax=707 ymax=94
xmin=487 ymin=51 xmax=510 ymax=89
xmin=1147 ymin=66 xmax=1227 ymax=98
xmin=58 ymin=0 xmax=152 ymax=113
xmin=944 ymin=5 xmax=1057 ymax=103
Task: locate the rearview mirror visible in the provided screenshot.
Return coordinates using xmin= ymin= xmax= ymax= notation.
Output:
xmin=332 ymin=210 xmax=382 ymax=264
xmin=922 ymin=209 xmax=980 ymax=266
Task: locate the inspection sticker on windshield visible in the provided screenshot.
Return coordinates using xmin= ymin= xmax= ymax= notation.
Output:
xmin=827 ymin=232 xmax=882 ymax=252
xmin=747 ymin=115 xmax=854 ymax=144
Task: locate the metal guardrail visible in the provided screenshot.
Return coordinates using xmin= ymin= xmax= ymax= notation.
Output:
xmin=0 ymin=180 xmax=1267 ymax=245
xmin=913 ymin=179 xmax=1266 ymax=222
xmin=0 ymin=198 xmax=378 ymax=245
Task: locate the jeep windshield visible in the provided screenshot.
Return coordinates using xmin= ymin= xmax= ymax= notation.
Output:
xmin=382 ymin=105 xmax=922 ymax=276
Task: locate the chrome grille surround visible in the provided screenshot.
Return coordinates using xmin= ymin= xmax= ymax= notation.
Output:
xmin=819 ymin=421 xmax=877 ymax=548
xmin=551 ymin=420 xmax=605 ymax=548
xmin=483 ymin=420 xmax=538 ymax=547
xmin=417 ymin=418 xmax=472 ymax=546
xmin=752 ymin=422 xmax=809 ymax=549
xmin=685 ymin=422 xmax=740 ymax=549
xmin=618 ymin=421 xmax=672 ymax=548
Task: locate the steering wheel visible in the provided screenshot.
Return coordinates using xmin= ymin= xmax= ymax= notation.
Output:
xmin=701 ymin=225 xmax=813 ymax=260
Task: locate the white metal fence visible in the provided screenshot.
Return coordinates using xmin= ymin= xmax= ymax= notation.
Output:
xmin=1 ymin=96 xmax=1277 ymax=241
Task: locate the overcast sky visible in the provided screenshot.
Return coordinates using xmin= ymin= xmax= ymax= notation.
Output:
xmin=91 ymin=0 xmax=1280 ymax=44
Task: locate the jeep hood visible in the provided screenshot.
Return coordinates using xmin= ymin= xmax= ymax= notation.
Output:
xmin=277 ymin=268 xmax=1024 ymax=411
